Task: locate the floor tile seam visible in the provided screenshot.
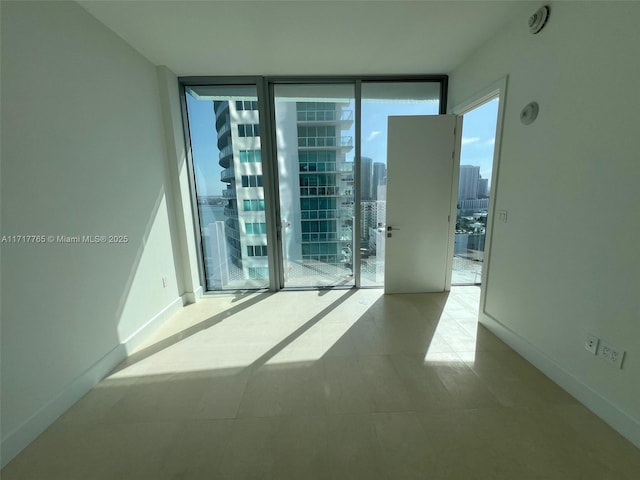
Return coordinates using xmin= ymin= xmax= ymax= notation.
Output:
xmin=428 ymin=363 xmax=504 ymax=408
xmin=95 ymin=412 xmax=244 ymax=424
xmin=384 ymin=354 xmax=460 ymax=409
xmin=234 ymin=408 xmax=464 ymax=421
xmin=421 ymin=333 xmax=459 ymax=358
xmin=368 ymin=410 xmax=440 ymax=477
xmin=352 ymin=413 xmax=396 ymax=480
xmin=52 ymin=418 xmax=192 ymax=435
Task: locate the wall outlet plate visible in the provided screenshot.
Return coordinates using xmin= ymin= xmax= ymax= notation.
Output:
xmin=599 ymin=341 xmax=625 ymax=369
xmin=585 ymin=334 xmax=599 ymax=354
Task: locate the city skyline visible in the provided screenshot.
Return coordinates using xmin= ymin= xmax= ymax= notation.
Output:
xmin=186 ymin=89 xmax=497 ymax=290
xmin=188 ymin=96 xmax=454 ymax=196
xmin=188 ymin=96 xmax=497 ymax=197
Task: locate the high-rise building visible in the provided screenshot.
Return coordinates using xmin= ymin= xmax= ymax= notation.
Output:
xmin=361 ymin=156 xmax=373 ymax=201
xmin=458 ymin=165 xmax=480 ymax=202
xmin=360 ymin=201 xmax=377 ymax=245
xmin=478 ymin=177 xmax=489 ymax=197
xmin=372 ymin=162 xmax=386 ymax=200
xmin=277 ymin=101 xmax=354 ymax=274
xmin=214 ymin=99 xmax=269 ymax=283
xmin=213 ymin=98 xmax=354 ymax=283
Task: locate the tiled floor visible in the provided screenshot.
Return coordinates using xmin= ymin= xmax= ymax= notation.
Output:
xmin=3 ymin=287 xmax=639 ymax=479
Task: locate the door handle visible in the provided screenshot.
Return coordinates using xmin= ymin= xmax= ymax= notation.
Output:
xmin=386 ymin=226 xmax=400 ymax=238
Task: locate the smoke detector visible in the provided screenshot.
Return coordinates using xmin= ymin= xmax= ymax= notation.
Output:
xmin=529 ymin=5 xmax=550 ymax=34
xmin=520 ymin=102 xmax=539 ymax=125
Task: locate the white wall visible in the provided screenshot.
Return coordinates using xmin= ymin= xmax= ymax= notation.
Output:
xmin=1 ymin=1 xmax=186 ymax=464
xmin=156 ymin=66 xmax=203 ymax=303
xmin=449 ymin=1 xmax=640 ymax=445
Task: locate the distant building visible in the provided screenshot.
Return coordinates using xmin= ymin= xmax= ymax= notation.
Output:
xmin=277 ymin=100 xmax=354 ymax=274
xmin=361 ymin=156 xmax=373 ymax=201
xmin=459 ymin=198 xmax=489 ymax=210
xmin=372 ymin=162 xmax=386 ymax=200
xmin=458 ymin=165 xmax=480 ymax=202
xmin=360 ymin=201 xmax=377 ymax=246
xmin=478 ymin=177 xmax=489 ymax=197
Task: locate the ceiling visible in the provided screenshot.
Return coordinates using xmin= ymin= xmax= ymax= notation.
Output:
xmin=78 ymin=0 xmax=536 ymax=77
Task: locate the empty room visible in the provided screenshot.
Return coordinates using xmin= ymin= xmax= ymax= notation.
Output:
xmin=1 ymin=1 xmax=639 ymax=478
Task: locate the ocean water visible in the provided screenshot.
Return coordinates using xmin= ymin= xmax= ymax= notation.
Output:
xmin=198 ymin=204 xmax=225 ymax=227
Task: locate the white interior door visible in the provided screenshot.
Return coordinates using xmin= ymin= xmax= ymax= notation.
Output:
xmin=384 ymin=115 xmax=460 ymax=293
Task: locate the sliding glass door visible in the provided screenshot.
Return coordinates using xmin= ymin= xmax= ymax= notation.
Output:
xmin=184 ymin=85 xmax=270 ymax=290
xmin=273 ymin=83 xmax=356 ymax=288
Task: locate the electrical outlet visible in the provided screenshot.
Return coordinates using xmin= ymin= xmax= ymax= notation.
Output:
xmin=162 ymin=276 xmax=168 ymax=288
xmin=599 ymin=341 xmax=625 ymax=369
xmin=585 ymin=334 xmax=599 ymax=354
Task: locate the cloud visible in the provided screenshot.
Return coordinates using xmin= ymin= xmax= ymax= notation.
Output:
xmin=367 ymin=131 xmax=381 ymax=141
xmin=485 ymin=138 xmax=495 ymax=146
xmin=461 ymin=136 xmax=480 ymax=145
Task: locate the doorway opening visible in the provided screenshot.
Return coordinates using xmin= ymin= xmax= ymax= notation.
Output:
xmin=452 ymin=96 xmax=500 ymax=285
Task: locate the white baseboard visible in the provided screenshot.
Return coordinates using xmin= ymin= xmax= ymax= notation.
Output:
xmin=480 ymin=311 xmax=640 ymax=448
xmin=0 ymin=344 xmax=126 ymax=468
xmin=1 ymin=296 xmax=184 ymax=468
xmin=122 ymin=296 xmax=183 ymax=354
xmin=182 ymin=285 xmax=203 ymax=305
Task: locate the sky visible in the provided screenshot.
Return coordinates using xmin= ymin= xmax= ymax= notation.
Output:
xmin=185 ymin=93 xmax=499 ymax=196
xmin=186 ymin=94 xmax=221 ymax=197
xmin=360 ymin=100 xmax=439 ymax=164
xmin=458 ymin=98 xmax=499 ymax=181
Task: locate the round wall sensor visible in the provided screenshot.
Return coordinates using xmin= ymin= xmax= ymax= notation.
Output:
xmin=520 ymin=102 xmax=539 ymax=125
xmin=529 ymin=6 xmax=550 ymax=34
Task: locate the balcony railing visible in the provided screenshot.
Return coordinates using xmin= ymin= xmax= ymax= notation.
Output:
xmin=219 ymin=145 xmax=233 ymax=168
xmin=299 ymin=187 xmax=340 ymax=197
xmin=296 ymin=110 xmax=353 ymax=122
xmin=222 ymin=188 xmax=237 ymax=199
xmin=220 ymin=167 xmax=235 ymax=182
xmin=219 ymin=145 xmax=233 ymax=158
xmin=217 ymin=121 xmax=231 ymax=138
xmin=223 ymin=206 xmax=238 ymax=217
xmin=214 ymin=101 xmax=229 ymax=118
xmin=297 ymin=136 xmax=353 ymax=148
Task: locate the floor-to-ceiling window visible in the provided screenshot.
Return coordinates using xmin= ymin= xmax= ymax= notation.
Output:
xmin=181 ymin=77 xmax=446 ymax=292
xmin=184 ymin=85 xmax=270 ymax=290
xmin=358 ymin=82 xmax=441 ymax=287
xmin=274 ymin=83 xmax=356 ymax=288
